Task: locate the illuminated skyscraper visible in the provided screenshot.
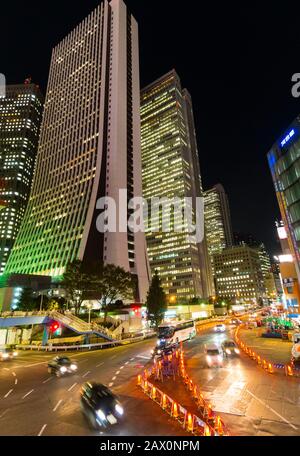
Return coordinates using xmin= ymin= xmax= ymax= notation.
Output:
xmin=268 ymin=117 xmax=300 ymax=283
xmin=5 ymin=0 xmax=149 ymax=302
xmin=141 ymin=70 xmax=213 ymax=302
xmin=204 ymin=184 xmax=233 ymax=264
xmin=0 ymin=83 xmax=43 ymax=275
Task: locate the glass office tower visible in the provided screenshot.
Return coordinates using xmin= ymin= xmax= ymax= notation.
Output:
xmin=5 ymin=0 xmax=149 ymax=302
xmin=268 ymin=117 xmax=300 ymax=283
xmin=0 ymin=83 xmax=43 ymax=275
xmin=141 ymin=70 xmax=213 ymax=302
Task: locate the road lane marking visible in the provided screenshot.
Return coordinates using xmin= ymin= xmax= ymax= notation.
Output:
xmin=0 ymin=409 xmax=8 ymax=419
xmin=110 ymin=355 xmax=117 ymax=360
xmin=82 ymin=371 xmax=91 ymax=378
xmin=120 ymin=366 xmax=124 ymax=370
xmin=112 ymin=376 xmax=116 ymax=381
xmin=130 ymin=358 xmax=135 ymax=361
xmin=4 ymin=389 xmax=13 ymax=398
xmin=109 ymin=383 xmax=114 ymax=387
xmin=137 ymin=355 xmax=151 ymax=360
xmin=15 ymin=379 xmax=18 ymax=385
xmin=246 ymin=390 xmax=298 ymax=430
xmin=96 ymin=362 xmax=104 ymax=368
xmin=3 ymin=368 xmax=9 ymax=371
xmin=38 ymin=424 xmax=47 ymax=436
xmin=53 ymin=399 xmax=63 ymax=412
xmin=125 ymin=361 xmax=129 ymax=365
xmin=116 ymin=371 xmax=120 ymax=375
xmin=12 ymin=372 xmax=16 ymax=377
xmin=68 ymin=383 xmax=77 ymax=392
xmin=43 ymin=378 xmax=52 ymax=384
xmin=15 ymin=361 xmax=47 ymax=369
xmin=22 ymin=389 xmax=34 ymax=399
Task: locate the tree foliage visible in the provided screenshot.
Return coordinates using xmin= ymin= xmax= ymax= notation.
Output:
xmin=146 ymin=270 xmax=167 ymax=328
xmin=17 ymin=287 xmax=38 ymax=311
xmin=62 ymin=260 xmax=93 ymax=315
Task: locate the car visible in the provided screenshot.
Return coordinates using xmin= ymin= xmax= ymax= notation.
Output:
xmin=0 ymin=347 xmax=18 ymax=361
xmin=47 ymin=356 xmax=78 ymax=377
xmin=151 ymin=343 xmax=176 ymax=359
xmin=214 ymin=324 xmax=226 ymax=333
xmin=204 ymin=344 xmax=223 ymax=367
xmin=80 ymin=382 xmax=124 ymax=429
xmin=230 ymin=318 xmax=242 ymax=326
xmin=221 ymin=340 xmax=240 ymax=357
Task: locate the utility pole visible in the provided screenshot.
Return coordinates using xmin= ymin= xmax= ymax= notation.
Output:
xmin=40 ymin=293 xmax=44 ymax=312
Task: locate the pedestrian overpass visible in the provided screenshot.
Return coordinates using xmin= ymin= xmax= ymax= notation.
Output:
xmin=0 ymin=310 xmax=115 ymax=345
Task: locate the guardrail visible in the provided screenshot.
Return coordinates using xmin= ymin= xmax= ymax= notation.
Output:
xmin=16 ymin=331 xmax=156 ymax=352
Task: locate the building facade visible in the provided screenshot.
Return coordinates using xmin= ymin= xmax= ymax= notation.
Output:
xmin=268 ymin=117 xmax=300 ymax=283
xmin=5 ymin=0 xmax=150 ymax=302
xmin=204 ymin=183 xmax=233 ymax=264
xmin=0 ymin=83 xmax=43 ymax=276
xmin=213 ymin=244 xmax=265 ymax=303
xmin=141 ymin=70 xmax=213 ymax=303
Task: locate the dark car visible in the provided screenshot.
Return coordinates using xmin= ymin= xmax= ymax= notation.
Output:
xmin=80 ymin=382 xmax=124 ymax=429
xmin=0 ymin=347 xmax=18 ymax=361
xmin=151 ymin=343 xmax=176 ymax=359
xmin=47 ymin=356 xmax=78 ymax=377
xmin=221 ymin=340 xmax=240 ymax=357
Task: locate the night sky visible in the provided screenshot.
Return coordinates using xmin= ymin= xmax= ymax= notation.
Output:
xmin=2 ymin=1 xmax=300 ymax=256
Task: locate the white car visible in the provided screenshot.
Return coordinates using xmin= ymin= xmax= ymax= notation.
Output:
xmin=214 ymin=324 xmax=226 ymax=333
xmin=205 ymin=344 xmax=223 ymax=367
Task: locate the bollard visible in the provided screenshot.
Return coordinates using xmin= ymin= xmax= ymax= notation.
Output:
xmin=268 ymin=363 xmax=273 ymax=374
xmin=172 ymin=401 xmax=178 ymax=418
xmin=263 ymin=360 xmax=267 ymax=370
xmin=189 ymin=380 xmax=193 ymax=391
xmin=137 ymin=375 xmax=141 ymax=386
xmin=204 ymin=425 xmax=211 ymax=436
xmin=216 ymin=416 xmax=223 ymax=435
xmin=286 ymin=365 xmax=293 ymax=376
xmin=144 ymin=380 xmax=148 ymax=393
xmin=152 ymin=386 xmax=156 ymax=400
xmin=193 ymin=385 xmax=198 ymax=398
xmin=257 ymin=355 xmax=261 ymax=365
xmin=162 ymin=394 xmax=167 ymax=409
xmin=187 ymin=413 xmax=193 ymax=432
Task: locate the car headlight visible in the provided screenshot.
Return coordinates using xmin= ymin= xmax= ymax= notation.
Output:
xmin=2 ymin=353 xmax=9 ymax=359
xmin=115 ymin=404 xmax=124 ymax=416
xmin=234 ymin=348 xmax=240 ymax=354
xmin=96 ymin=409 xmax=106 ymax=421
xmin=226 ymin=349 xmax=231 ymax=355
xmin=13 ymin=352 xmax=18 ymax=357
xmin=214 ymin=327 xmax=217 ymax=331
xmin=70 ymin=364 xmax=77 ymax=371
xmin=157 ymin=350 xmax=161 ymax=354
xmin=206 ymin=355 xmax=212 ymax=364
xmin=151 ymin=349 xmax=154 ymax=354
xmin=60 ymin=366 xmax=67 ymax=373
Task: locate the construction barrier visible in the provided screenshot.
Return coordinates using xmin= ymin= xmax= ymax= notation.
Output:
xmin=178 ymin=349 xmax=230 ymax=436
xmin=234 ymin=325 xmax=300 ymax=378
xmin=137 ymin=375 xmax=216 ymax=436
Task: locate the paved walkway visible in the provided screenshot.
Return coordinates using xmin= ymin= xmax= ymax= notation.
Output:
xmin=238 ymin=327 xmax=292 ymax=365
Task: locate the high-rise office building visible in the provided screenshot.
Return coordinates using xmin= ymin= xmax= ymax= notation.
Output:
xmin=214 ymin=244 xmax=265 ymax=303
xmin=0 ymin=83 xmax=43 ymax=275
xmin=141 ymin=70 xmax=213 ymax=302
xmin=268 ymin=117 xmax=300 ymax=283
xmin=5 ymin=0 xmax=150 ymax=302
xmin=204 ymin=184 xmax=233 ymax=261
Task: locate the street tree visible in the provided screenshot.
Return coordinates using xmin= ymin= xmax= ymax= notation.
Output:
xmin=91 ymin=264 xmax=134 ymax=323
xmin=62 ymin=260 xmax=93 ymax=315
xmin=17 ymin=287 xmax=39 ymax=311
xmin=146 ymin=270 xmax=167 ymax=328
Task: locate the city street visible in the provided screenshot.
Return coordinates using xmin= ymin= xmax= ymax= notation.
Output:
xmin=1 ymin=325 xmax=300 ymax=436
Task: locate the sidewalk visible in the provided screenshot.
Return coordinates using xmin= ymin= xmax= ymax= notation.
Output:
xmin=238 ymin=327 xmax=292 ymax=365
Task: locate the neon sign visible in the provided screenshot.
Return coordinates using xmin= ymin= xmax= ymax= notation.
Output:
xmin=281 ymin=129 xmax=295 ymax=147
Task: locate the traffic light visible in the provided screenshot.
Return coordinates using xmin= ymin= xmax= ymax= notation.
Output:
xmin=49 ymin=322 xmax=61 ymax=336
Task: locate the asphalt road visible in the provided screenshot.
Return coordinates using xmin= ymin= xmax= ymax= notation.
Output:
xmin=0 ymin=339 xmax=188 ymax=436
xmin=187 ymin=324 xmax=300 ymax=436
xmin=1 ymin=325 xmax=300 ymax=436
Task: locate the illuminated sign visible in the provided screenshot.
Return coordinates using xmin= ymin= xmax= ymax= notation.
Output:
xmin=281 ymin=129 xmax=295 ymax=147
xmin=279 ymin=254 xmax=293 ymax=263
xmin=277 ymin=226 xmax=287 ymax=240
